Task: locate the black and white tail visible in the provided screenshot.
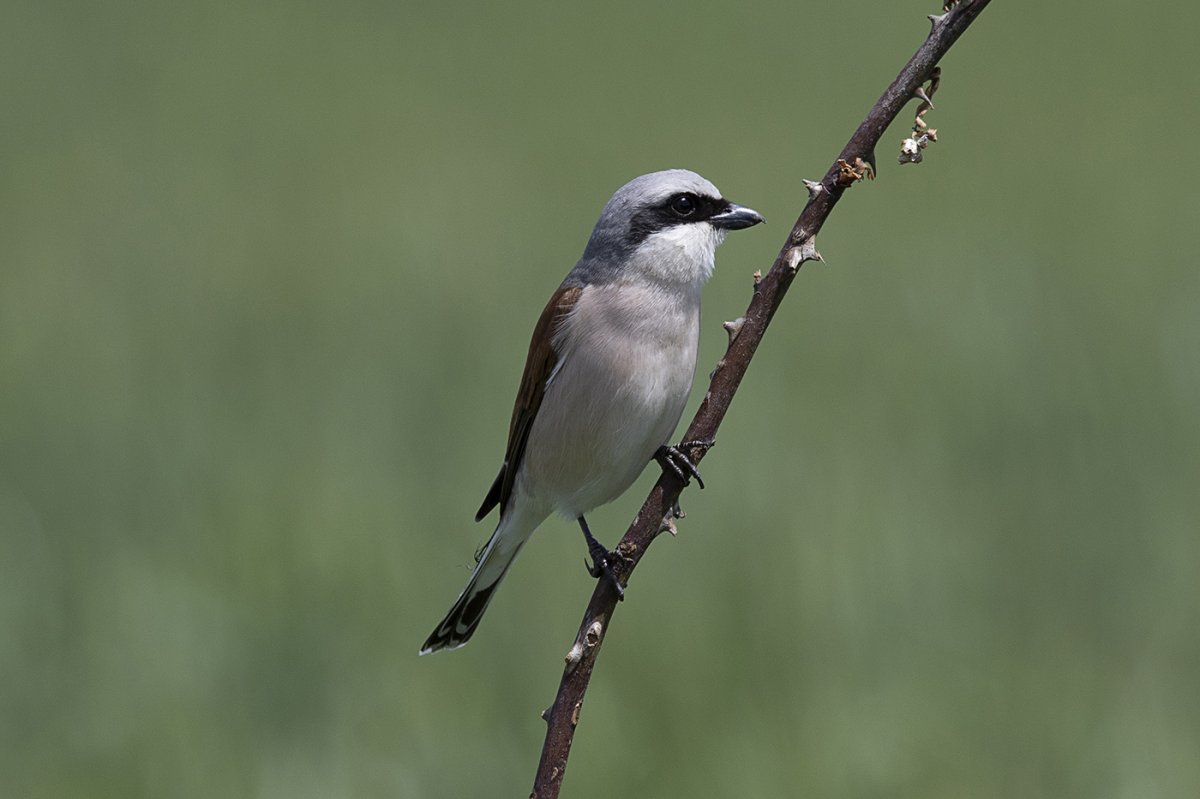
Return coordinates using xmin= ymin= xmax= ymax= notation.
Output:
xmin=419 ymin=512 xmax=533 ymax=654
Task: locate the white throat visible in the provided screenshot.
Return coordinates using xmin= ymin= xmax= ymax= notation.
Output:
xmin=624 ymin=223 xmax=726 ymax=290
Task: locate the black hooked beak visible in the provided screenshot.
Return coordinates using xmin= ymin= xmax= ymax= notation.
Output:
xmin=709 ymin=202 xmax=765 ymax=230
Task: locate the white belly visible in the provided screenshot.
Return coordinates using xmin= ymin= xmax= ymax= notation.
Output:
xmin=519 ymin=281 xmax=700 ymax=518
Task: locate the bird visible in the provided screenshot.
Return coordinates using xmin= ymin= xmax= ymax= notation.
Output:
xmin=420 ymin=169 xmax=763 ymax=654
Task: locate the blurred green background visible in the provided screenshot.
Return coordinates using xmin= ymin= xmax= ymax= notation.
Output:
xmin=3 ymin=1 xmax=1198 ymax=797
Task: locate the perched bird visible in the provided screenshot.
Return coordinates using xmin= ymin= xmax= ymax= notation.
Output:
xmin=420 ymin=169 xmax=762 ymax=654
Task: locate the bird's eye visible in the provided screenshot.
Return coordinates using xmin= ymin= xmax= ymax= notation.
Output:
xmin=669 ymin=194 xmax=696 ymax=217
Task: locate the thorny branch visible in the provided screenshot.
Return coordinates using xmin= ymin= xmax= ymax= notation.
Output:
xmin=531 ymin=2 xmax=991 ymax=796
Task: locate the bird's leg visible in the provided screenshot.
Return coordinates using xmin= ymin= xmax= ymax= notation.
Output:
xmin=654 ymin=438 xmax=714 ymax=490
xmin=578 ymin=516 xmax=624 ymax=600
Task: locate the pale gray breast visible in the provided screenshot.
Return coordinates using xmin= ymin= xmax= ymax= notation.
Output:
xmin=521 ymin=281 xmax=701 ymax=515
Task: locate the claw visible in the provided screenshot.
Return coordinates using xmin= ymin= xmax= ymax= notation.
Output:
xmin=585 ymin=552 xmax=624 ymax=599
xmin=655 ymin=441 xmax=711 ymax=490
xmin=578 ymin=516 xmax=625 ymax=600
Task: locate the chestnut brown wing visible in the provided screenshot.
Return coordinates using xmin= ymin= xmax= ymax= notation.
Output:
xmin=475 ymin=284 xmax=582 ymax=522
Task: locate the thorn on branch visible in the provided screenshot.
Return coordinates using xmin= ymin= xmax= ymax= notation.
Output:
xmin=752 ymin=270 xmax=763 ymax=286
xmin=659 ymin=500 xmax=685 ymax=526
xmin=802 ymin=178 xmax=824 ymax=199
xmin=785 ymin=237 xmax=824 ymax=272
xmin=723 ymin=317 xmax=745 ymax=344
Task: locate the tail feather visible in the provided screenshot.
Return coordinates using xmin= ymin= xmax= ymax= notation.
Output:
xmin=419 ymin=572 xmax=505 ymax=654
xmin=419 ymin=510 xmax=539 ymax=654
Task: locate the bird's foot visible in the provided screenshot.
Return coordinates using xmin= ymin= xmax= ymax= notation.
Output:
xmin=584 ymin=545 xmax=625 ymax=601
xmin=578 ymin=516 xmax=624 ymax=600
xmin=655 ymin=439 xmax=714 ymax=490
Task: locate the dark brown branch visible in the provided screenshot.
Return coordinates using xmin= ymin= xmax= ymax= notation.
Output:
xmin=531 ymin=2 xmax=991 ymax=796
